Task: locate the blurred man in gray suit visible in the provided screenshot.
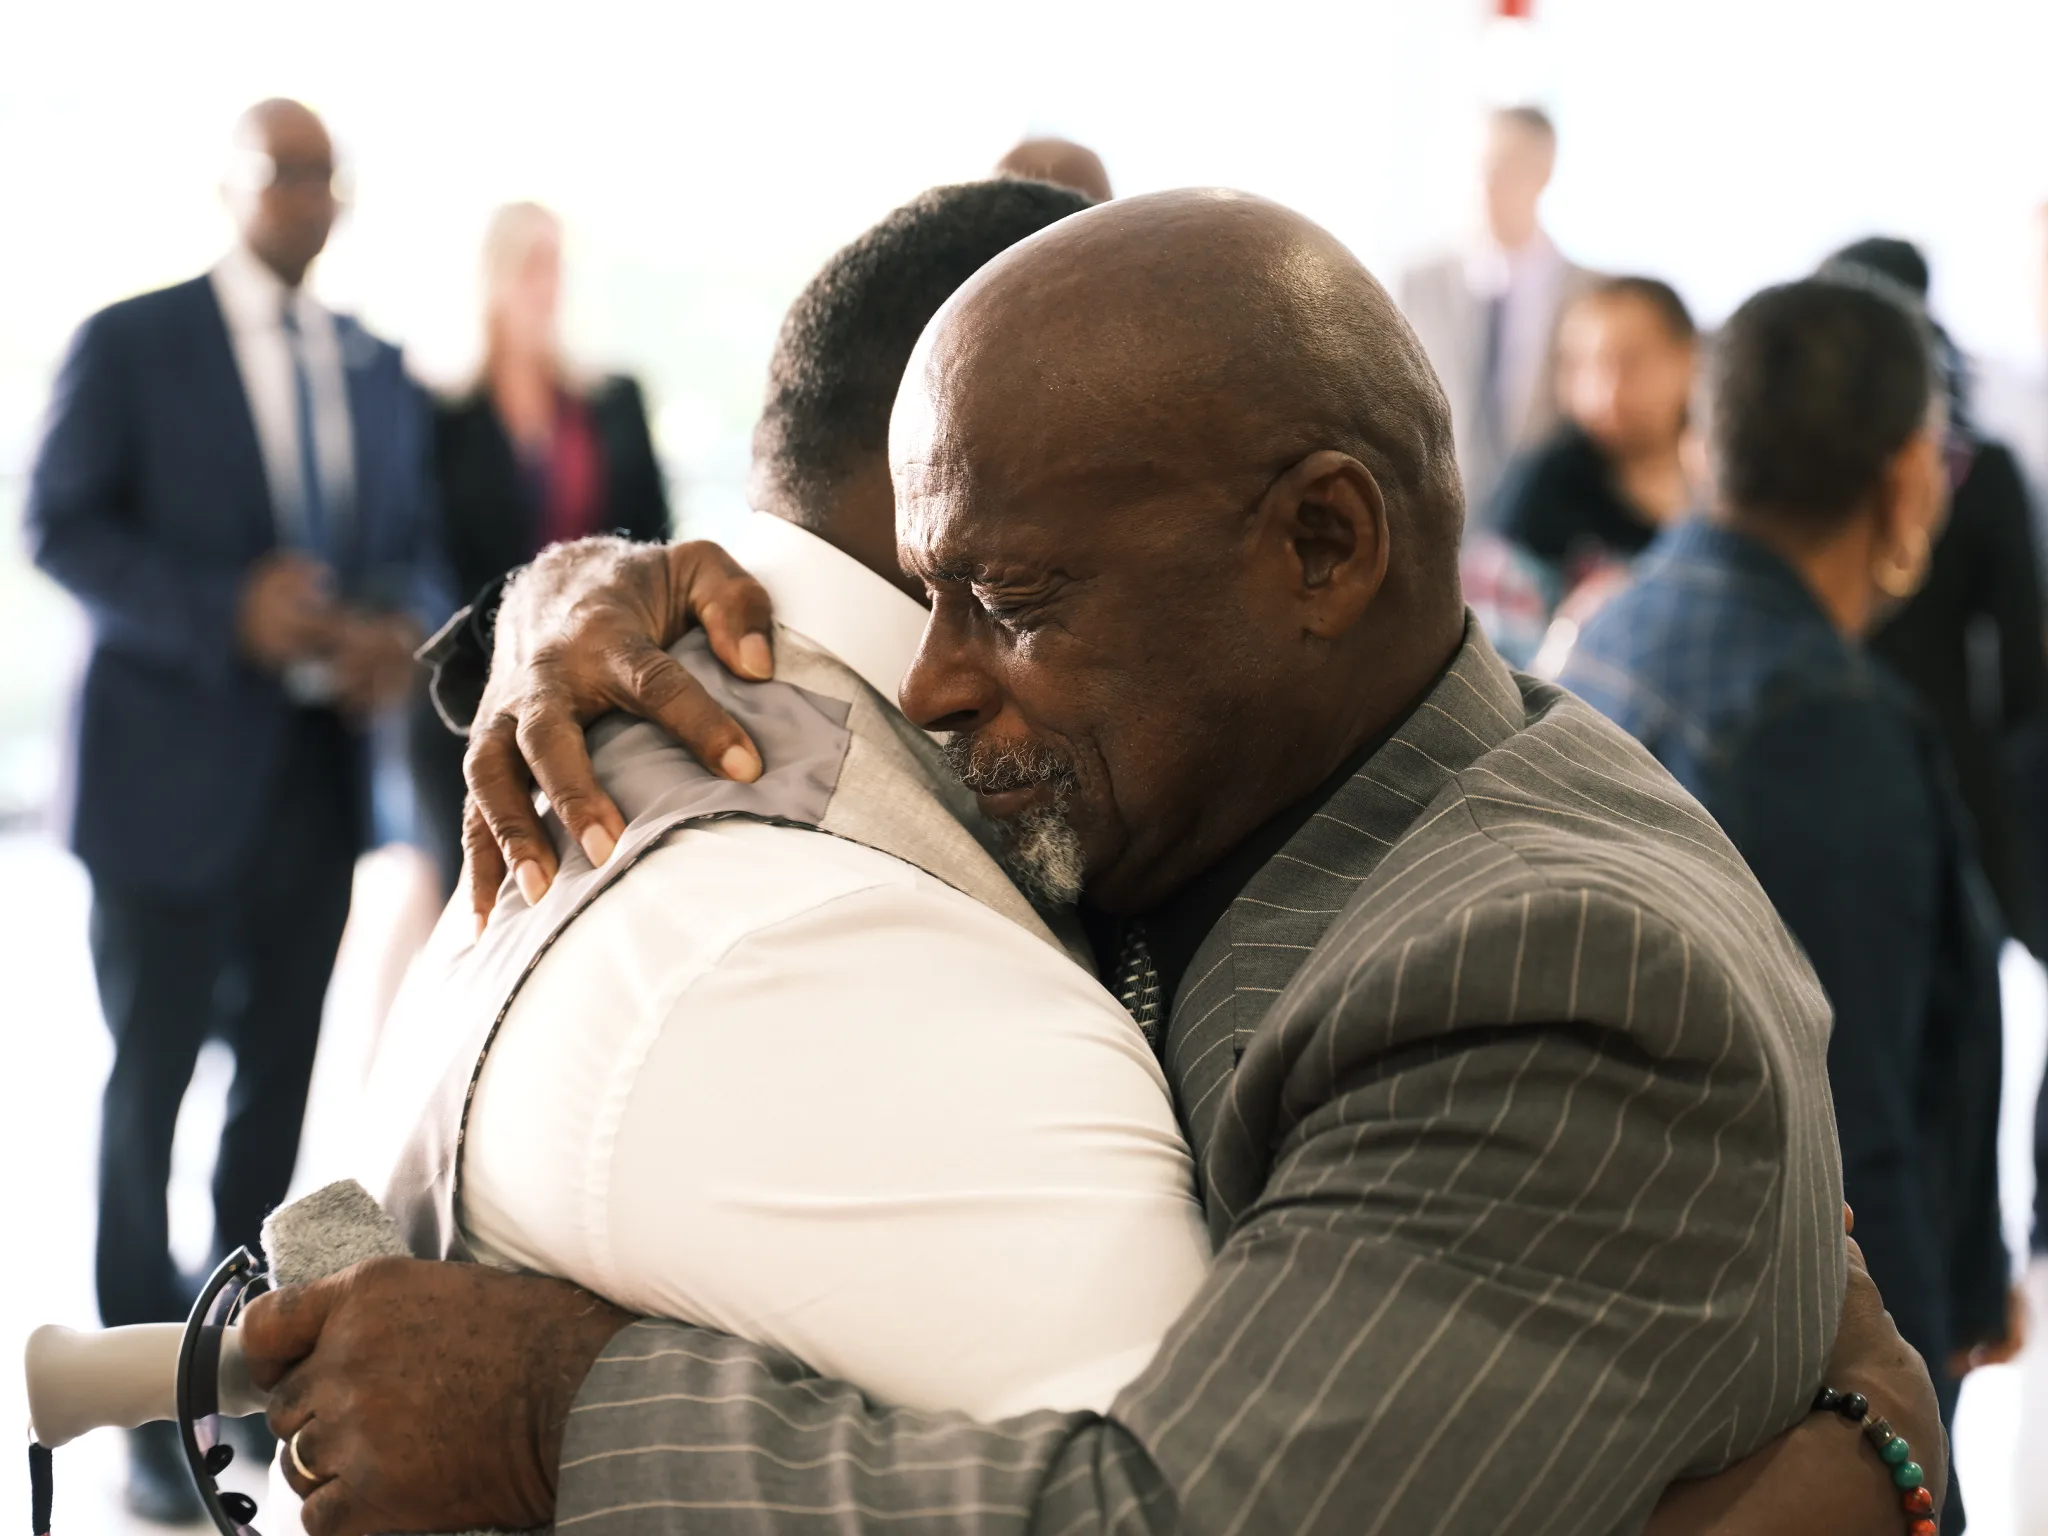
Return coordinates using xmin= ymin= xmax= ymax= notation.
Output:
xmin=1401 ymin=105 xmax=1598 ymax=521
xmin=244 ymin=191 xmax=1941 ymax=1536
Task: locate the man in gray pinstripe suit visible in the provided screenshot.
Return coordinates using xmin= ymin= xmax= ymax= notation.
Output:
xmin=245 ymin=190 xmax=1940 ymax=1534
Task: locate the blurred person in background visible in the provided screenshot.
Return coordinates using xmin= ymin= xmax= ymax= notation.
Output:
xmin=1492 ymin=276 xmax=1700 ymax=586
xmin=994 ymin=135 xmax=1112 ymax=202
xmin=2012 ymin=201 xmax=2048 ymax=1536
xmin=410 ymin=201 xmax=670 ymax=895
xmin=23 ymin=97 xmax=448 ymax=1521
xmin=1559 ymin=279 xmax=2011 ymax=1467
xmin=1831 ymin=237 xmax=2048 ymax=966
xmin=1468 ymin=275 xmax=1700 ymax=668
xmin=1838 ymin=241 xmax=2047 ymax=1415
xmin=1400 ymin=104 xmax=1597 ymax=518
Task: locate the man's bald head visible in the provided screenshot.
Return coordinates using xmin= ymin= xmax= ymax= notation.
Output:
xmin=234 ymin=97 xmax=326 ymax=149
xmin=993 ymin=138 xmax=1113 ymax=204
xmin=225 ymin=98 xmax=338 ymax=287
xmin=901 ymin=191 xmax=1466 ymax=627
xmin=893 ymin=190 xmax=1468 ymax=913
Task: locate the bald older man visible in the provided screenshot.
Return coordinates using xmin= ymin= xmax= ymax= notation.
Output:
xmin=28 ymin=97 xmax=447 ymax=1520
xmin=243 ymin=192 xmax=1938 ymax=1536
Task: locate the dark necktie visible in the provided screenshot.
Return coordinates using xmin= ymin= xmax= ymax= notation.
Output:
xmin=279 ymin=302 xmax=329 ymax=560
xmin=1114 ymin=921 xmax=1164 ymax=1056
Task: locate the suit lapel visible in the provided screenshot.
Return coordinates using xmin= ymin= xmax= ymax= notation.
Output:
xmin=1165 ymin=620 xmax=1530 ymax=1186
xmin=335 ymin=320 xmax=379 ymax=580
xmin=190 ymin=280 xmax=279 ymax=549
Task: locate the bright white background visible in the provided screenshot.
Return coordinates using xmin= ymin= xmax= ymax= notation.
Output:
xmin=8 ymin=0 xmax=2048 ymax=475
xmin=9 ymin=0 xmax=2048 ymax=813
xmin=4 ymin=1 xmax=2048 ymax=1529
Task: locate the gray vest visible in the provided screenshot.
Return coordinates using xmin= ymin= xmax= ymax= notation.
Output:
xmin=384 ymin=625 xmax=1086 ymax=1259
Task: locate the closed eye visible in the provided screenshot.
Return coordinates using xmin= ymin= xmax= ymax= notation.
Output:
xmin=973 ymin=588 xmax=1054 ymax=632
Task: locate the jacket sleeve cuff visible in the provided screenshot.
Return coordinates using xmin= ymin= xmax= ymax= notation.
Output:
xmin=417 ymin=574 xmax=507 ymax=735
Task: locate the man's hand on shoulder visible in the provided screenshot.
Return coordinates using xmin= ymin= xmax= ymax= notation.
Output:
xmin=462 ymin=535 xmax=777 ymax=930
xmin=241 ymin=1257 xmax=632 ymax=1536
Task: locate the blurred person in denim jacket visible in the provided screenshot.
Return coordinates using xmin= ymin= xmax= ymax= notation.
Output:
xmin=1559 ymin=276 xmax=2011 ymax=1442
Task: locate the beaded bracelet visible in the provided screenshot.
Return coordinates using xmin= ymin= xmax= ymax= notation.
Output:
xmin=1812 ymin=1386 xmax=1936 ymax=1535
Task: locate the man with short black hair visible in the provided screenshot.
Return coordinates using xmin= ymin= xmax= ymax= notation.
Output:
xmin=748 ymin=177 xmax=1102 ymax=596
xmin=258 ymin=175 xmax=1223 ymax=1528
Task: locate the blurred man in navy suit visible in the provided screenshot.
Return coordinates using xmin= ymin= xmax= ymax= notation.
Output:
xmin=26 ymin=97 xmax=449 ymax=1520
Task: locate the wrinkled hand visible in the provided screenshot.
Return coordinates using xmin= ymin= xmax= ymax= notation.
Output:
xmin=241 ymin=1257 xmax=632 ymax=1536
xmin=1832 ymin=1233 xmax=1946 ymax=1507
xmin=329 ymin=611 xmax=423 ymax=718
xmin=463 ymin=535 xmax=775 ymax=929
xmin=238 ymin=552 xmax=340 ymax=672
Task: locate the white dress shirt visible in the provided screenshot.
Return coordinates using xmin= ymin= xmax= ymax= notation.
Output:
xmin=393 ymin=513 xmax=1212 ymax=1421
xmin=209 ymin=243 xmax=356 ymax=548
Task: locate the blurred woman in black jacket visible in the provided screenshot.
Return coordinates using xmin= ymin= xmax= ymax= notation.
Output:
xmin=1489 ymin=276 xmax=1700 ymax=587
xmin=1833 ymin=239 xmax=2048 ymax=964
xmin=412 ymin=201 xmax=671 ymax=892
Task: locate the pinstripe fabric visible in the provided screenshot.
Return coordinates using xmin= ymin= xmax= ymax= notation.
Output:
xmin=553 ymin=618 xmax=1844 ymax=1535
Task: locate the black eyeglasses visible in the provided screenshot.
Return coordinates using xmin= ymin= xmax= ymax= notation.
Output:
xmin=262 ymin=157 xmax=343 ymax=195
xmin=175 ymin=1247 xmax=273 ymax=1535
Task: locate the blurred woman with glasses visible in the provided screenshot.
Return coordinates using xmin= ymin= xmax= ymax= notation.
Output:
xmin=411 ymin=201 xmax=671 ymax=894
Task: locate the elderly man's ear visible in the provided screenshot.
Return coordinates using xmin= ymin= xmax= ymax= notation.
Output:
xmin=1261 ymin=448 xmax=1392 ymax=638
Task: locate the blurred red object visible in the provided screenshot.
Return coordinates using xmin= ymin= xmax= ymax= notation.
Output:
xmin=1497 ymin=0 xmax=1534 ymax=15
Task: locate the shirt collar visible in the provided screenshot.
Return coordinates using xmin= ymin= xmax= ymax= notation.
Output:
xmin=210 ymin=243 xmax=316 ymax=332
xmin=1641 ymin=516 xmax=1843 ymax=633
xmin=723 ymin=511 xmax=929 ymax=710
xmin=1463 ymin=227 xmax=1563 ymax=300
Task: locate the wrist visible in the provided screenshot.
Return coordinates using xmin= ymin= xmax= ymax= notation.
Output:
xmin=530 ymin=1293 xmax=634 ymax=1503
xmin=1810 ymin=1384 xmax=1943 ymax=1534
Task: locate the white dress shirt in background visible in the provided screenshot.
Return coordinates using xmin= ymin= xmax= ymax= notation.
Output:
xmin=421 ymin=513 xmax=1212 ymax=1420
xmin=209 ymin=242 xmax=355 ymax=548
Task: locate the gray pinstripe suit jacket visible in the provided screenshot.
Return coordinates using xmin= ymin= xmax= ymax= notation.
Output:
xmin=553 ymin=620 xmax=1845 ymax=1535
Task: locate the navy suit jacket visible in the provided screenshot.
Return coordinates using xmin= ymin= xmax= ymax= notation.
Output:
xmin=27 ymin=274 xmax=452 ymax=897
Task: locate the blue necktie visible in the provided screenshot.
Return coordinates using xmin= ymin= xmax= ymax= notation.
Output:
xmin=279 ymin=302 xmax=329 ymax=561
